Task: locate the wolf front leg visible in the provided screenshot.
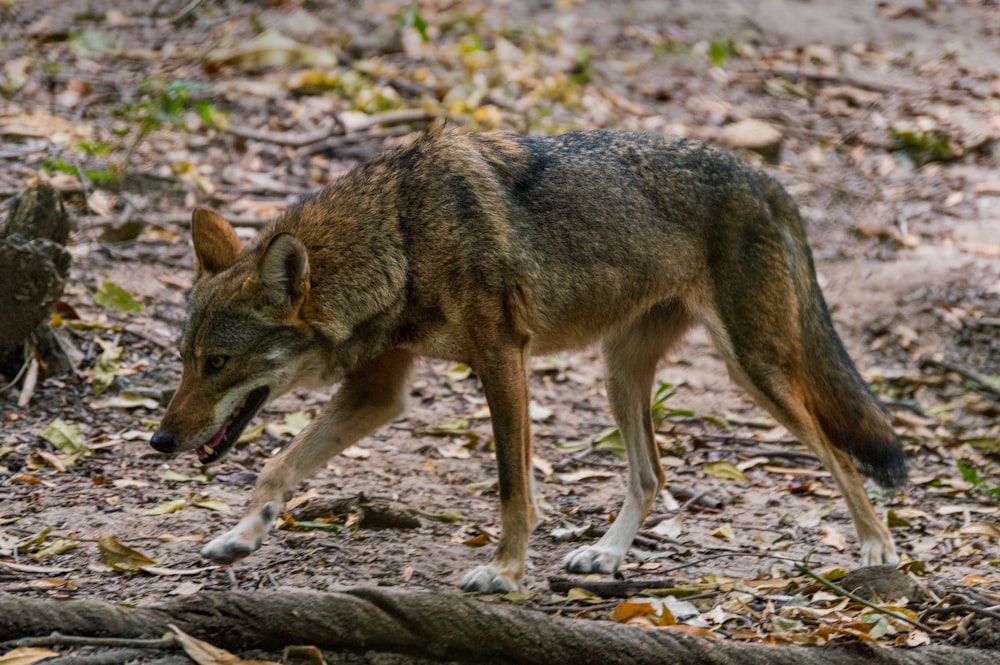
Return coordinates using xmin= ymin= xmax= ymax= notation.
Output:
xmin=459 ymin=343 xmax=536 ymax=593
xmin=201 ymin=350 xmax=414 ymax=564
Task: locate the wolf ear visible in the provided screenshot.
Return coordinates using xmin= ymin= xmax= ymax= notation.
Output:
xmin=256 ymin=232 xmax=310 ymax=306
xmin=192 ymin=208 xmax=244 ymax=278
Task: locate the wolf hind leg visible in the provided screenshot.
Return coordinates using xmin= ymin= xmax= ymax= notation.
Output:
xmin=564 ymin=303 xmax=694 ymax=574
xmin=201 ymin=349 xmax=415 ymax=564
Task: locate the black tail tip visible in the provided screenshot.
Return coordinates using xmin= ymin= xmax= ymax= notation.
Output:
xmin=853 ymin=443 xmax=907 ymax=490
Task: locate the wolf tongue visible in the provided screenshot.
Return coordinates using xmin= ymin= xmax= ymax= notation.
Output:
xmin=205 ymin=422 xmax=229 ymax=451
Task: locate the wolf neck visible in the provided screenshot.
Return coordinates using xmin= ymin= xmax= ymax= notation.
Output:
xmin=261 ymin=169 xmax=410 ymax=372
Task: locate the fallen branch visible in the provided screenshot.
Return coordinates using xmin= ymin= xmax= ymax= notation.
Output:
xmin=548 ymin=576 xmax=678 ymax=597
xmin=1 ymin=589 xmax=996 ymax=664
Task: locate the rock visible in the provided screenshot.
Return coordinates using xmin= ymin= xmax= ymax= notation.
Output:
xmin=719 ymin=118 xmax=783 ymax=162
xmin=839 ymin=565 xmax=923 ymax=603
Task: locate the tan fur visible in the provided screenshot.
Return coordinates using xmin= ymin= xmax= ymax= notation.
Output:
xmin=152 ymin=130 xmax=905 ymax=592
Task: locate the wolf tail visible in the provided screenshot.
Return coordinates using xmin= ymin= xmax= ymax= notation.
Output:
xmin=761 ymin=174 xmax=906 ymax=489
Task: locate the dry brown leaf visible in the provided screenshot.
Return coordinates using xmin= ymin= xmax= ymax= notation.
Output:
xmin=169 ymin=624 xmax=279 ymax=665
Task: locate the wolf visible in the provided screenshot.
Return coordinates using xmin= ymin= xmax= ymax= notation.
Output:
xmin=150 ymin=129 xmax=905 ymax=592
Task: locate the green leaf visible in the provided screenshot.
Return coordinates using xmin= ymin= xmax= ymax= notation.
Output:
xmin=708 ymin=37 xmax=736 ymax=67
xmin=397 ymin=4 xmax=429 ymax=43
xmin=94 ymin=280 xmax=142 ymax=312
xmin=956 ymin=459 xmax=980 ymax=485
xmin=593 ymin=427 xmax=626 ymax=456
xmin=39 ymin=419 xmax=85 ymax=454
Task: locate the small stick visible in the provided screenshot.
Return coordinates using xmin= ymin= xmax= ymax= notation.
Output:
xmin=5 ymin=633 xmax=176 ymax=650
xmin=921 ymin=604 xmax=1000 ymax=622
xmin=918 ymin=356 xmax=1000 ymax=399
xmin=795 ymin=564 xmax=934 ymax=633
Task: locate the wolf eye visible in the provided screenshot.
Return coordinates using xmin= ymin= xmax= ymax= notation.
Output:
xmin=205 ymin=355 xmax=228 ymax=374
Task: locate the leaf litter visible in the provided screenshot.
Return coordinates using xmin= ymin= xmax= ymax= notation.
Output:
xmin=0 ymin=0 xmax=998 ymax=652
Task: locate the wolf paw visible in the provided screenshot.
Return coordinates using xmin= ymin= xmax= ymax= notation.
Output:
xmin=860 ymin=538 xmax=899 ymax=566
xmin=458 ymin=565 xmax=520 ymax=594
xmin=563 ymin=545 xmax=623 ymax=574
xmin=201 ymin=529 xmax=263 ymax=564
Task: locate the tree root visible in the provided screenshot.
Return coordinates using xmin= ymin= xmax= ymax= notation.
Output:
xmin=1 ymin=589 xmax=997 ymax=664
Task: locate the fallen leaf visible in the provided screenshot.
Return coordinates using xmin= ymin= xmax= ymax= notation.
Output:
xmin=90 ymin=391 xmax=160 ymax=410
xmin=712 ymin=524 xmax=734 ymax=539
xmin=796 ymin=502 xmax=833 ymax=528
xmin=959 ymin=522 xmax=1000 ymax=539
xmin=556 ymin=469 xmax=616 ymax=484
xmin=143 ymin=499 xmax=187 ymax=516
xmin=98 ymin=535 xmax=156 ymax=571
xmin=94 ymin=280 xmax=142 ymax=312
xmin=821 ymin=526 xmax=846 ymax=551
xmin=529 ymin=401 xmax=554 ymax=422
xmin=650 ymin=516 xmax=683 ymax=540
xmin=33 ymin=538 xmax=77 ymax=557
xmin=704 ymin=461 xmax=748 ymax=483
xmin=462 ymin=533 xmax=489 ymax=547
xmin=162 ymin=469 xmax=210 ymax=482
xmin=140 ymin=565 xmax=217 ymax=576
xmin=265 ymin=410 xmax=311 ymax=437
xmin=205 ymin=29 xmax=337 ymax=70
xmin=551 ymin=523 xmax=593 ymax=540
xmin=170 ymin=581 xmax=204 ymax=596
xmin=0 ymin=648 xmax=60 ymax=665
xmin=39 ymin=418 xmax=85 ymax=453
xmin=340 ymin=445 xmax=370 ymax=459
xmin=192 ymin=500 xmax=234 ymax=516
xmin=169 ymin=623 xmax=279 ymax=665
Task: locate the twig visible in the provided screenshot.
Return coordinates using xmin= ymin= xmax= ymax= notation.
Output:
xmin=921 ymin=604 xmax=1000 ymax=622
xmin=795 ymin=563 xmax=935 ymax=633
xmin=548 ymin=576 xmax=679 ymax=596
xmin=227 ymin=109 xmax=434 ymax=149
xmin=918 ymin=356 xmax=1000 ymax=400
xmin=43 ymin=649 xmax=158 ymax=665
xmin=171 ymin=0 xmax=205 ymax=25
xmin=0 ymin=342 xmax=30 ymax=392
xmin=16 ymin=354 xmax=39 ymax=408
xmin=298 ymin=125 xmax=414 ymax=157
xmin=225 ymin=121 xmax=340 ymax=147
xmin=5 ymin=633 xmax=177 ymax=650
xmin=679 ymin=490 xmax=708 ymax=513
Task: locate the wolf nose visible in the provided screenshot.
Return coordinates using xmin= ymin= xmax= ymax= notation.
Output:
xmin=150 ymin=430 xmax=176 ymax=453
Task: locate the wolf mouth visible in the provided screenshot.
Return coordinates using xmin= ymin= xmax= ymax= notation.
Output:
xmin=198 ymin=386 xmax=270 ymax=465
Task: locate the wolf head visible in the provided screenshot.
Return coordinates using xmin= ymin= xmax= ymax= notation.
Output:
xmin=150 ymin=209 xmax=322 ymax=464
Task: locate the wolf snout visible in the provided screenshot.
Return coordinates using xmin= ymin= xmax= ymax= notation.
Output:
xmin=150 ymin=429 xmax=176 ymax=453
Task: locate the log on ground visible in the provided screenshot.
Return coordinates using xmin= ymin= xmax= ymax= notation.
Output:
xmin=0 ymin=589 xmax=997 ymax=665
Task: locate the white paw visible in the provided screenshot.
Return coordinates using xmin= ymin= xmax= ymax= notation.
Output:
xmin=458 ymin=565 xmax=520 ymax=594
xmin=860 ymin=538 xmax=899 ymax=566
xmin=201 ymin=528 xmax=263 ymax=564
xmin=563 ymin=544 xmax=624 ymax=574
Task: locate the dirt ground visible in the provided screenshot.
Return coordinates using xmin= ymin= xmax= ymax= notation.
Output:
xmin=1 ymin=0 xmax=998 ymax=649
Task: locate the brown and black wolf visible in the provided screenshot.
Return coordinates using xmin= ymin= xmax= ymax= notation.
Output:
xmin=150 ymin=129 xmax=905 ymax=592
